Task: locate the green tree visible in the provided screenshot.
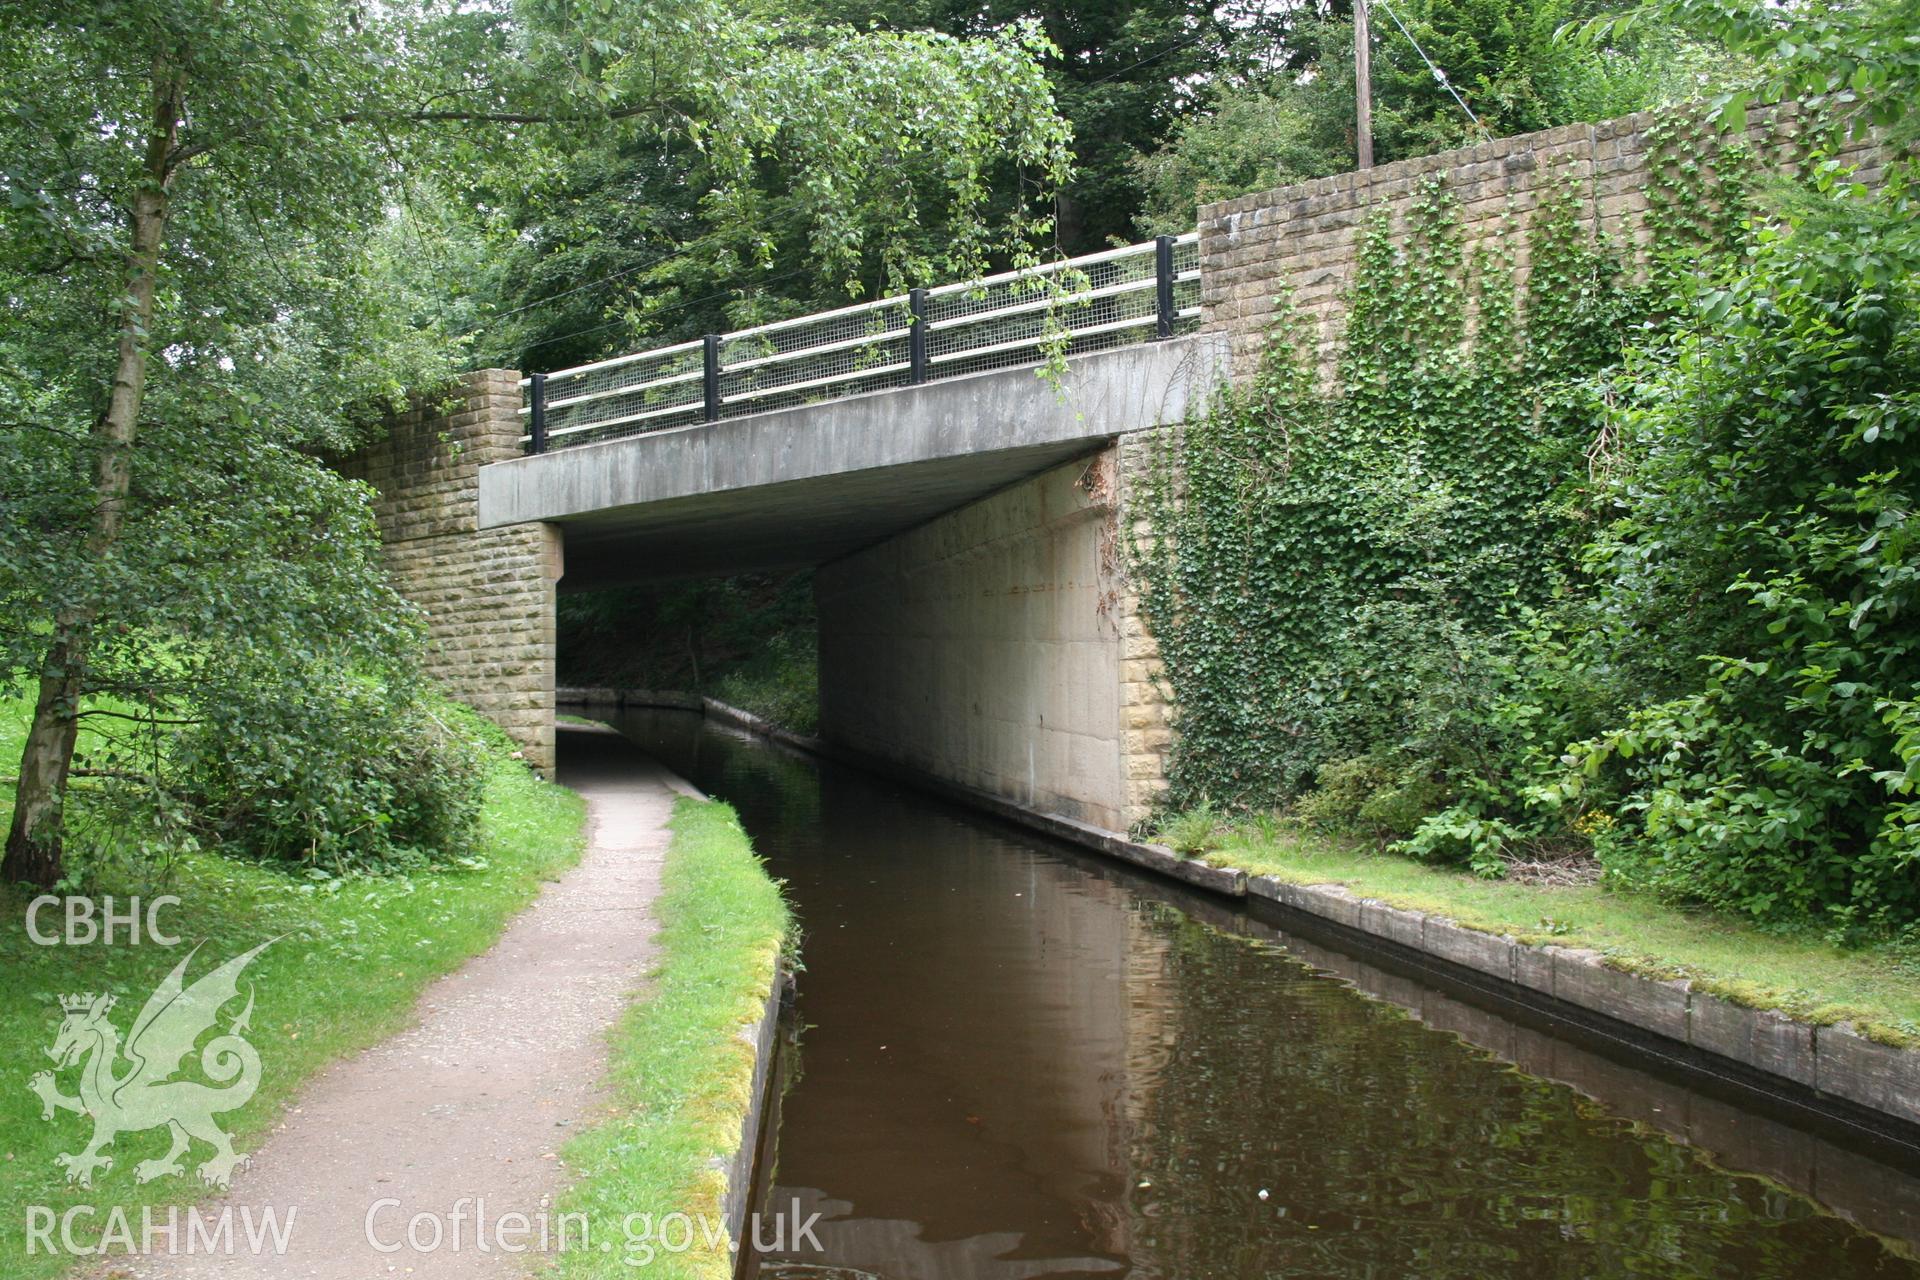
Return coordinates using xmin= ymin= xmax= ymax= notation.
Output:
xmin=0 ymin=0 xmax=1069 ymax=885
xmin=482 ymin=0 xmax=1315 ymax=371
xmin=925 ymin=0 xmax=1301 ymax=251
xmin=1 ymin=2 xmax=454 ymax=885
xmin=478 ymin=12 xmax=1071 ymax=368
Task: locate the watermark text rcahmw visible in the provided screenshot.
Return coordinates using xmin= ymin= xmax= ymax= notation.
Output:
xmin=25 ymin=1205 xmax=296 ymax=1257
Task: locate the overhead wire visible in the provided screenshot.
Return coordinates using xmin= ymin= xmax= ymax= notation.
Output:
xmin=1370 ymin=0 xmax=1488 ymax=135
xmin=1085 ymin=25 xmax=1215 ymax=87
xmin=517 ymin=265 xmax=814 ymax=354
xmin=493 ymin=237 xmax=711 ymax=320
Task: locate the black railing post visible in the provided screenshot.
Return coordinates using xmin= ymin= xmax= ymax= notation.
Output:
xmin=528 ymin=372 xmax=548 ymax=454
xmin=1154 ymin=235 xmax=1177 ymax=340
xmin=702 ymin=334 xmax=722 ymax=423
xmin=908 ymin=288 xmax=929 ymax=385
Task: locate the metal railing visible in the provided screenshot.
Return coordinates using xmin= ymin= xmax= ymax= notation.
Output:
xmin=519 ymin=232 xmax=1200 ymax=452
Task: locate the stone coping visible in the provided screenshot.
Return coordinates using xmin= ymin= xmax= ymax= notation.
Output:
xmin=636 ymin=731 xmax=789 ymax=1252
xmin=719 ymin=957 xmax=790 ymax=1247
xmin=562 ymin=717 xmax=789 ymax=1246
xmin=1250 ymin=877 xmax=1920 ymax=1134
xmin=610 ymin=697 xmax=1920 ymax=1148
xmin=557 ymin=686 xmax=704 ymax=711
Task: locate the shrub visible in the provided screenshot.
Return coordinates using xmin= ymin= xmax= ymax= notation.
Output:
xmin=177 ymin=675 xmax=490 ymax=872
xmin=1157 ymin=804 xmax=1224 ymax=857
xmin=1559 ymin=270 xmax=1920 ymax=932
xmin=1296 ymin=756 xmax=1442 ymax=839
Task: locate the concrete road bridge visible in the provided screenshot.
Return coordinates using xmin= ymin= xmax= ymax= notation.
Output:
xmin=485 ymin=235 xmax=1214 ymax=587
xmin=342 ymin=113 xmax=1713 ymax=834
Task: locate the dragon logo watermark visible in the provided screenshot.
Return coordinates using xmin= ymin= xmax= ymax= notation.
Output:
xmin=30 ymin=940 xmax=273 ymax=1189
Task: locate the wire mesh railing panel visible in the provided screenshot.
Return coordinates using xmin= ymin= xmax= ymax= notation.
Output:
xmin=520 ymin=232 xmax=1200 ymax=450
xmin=527 ymin=340 xmax=707 ymax=448
xmin=1164 ymin=236 xmax=1203 ymax=352
xmin=716 ymin=298 xmax=914 ymax=418
xmin=924 ymin=240 xmax=1191 ymax=382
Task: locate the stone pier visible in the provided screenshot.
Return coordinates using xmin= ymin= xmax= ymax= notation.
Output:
xmin=339 ymin=370 xmax=560 ymax=772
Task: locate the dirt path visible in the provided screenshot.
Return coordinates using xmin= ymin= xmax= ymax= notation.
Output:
xmin=99 ymin=725 xmax=686 ymax=1278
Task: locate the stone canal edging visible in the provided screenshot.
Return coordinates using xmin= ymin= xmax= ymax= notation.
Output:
xmin=642 ymin=756 xmax=793 ymax=1250
xmin=1252 ymin=877 xmax=1920 ymax=1134
xmin=559 ymin=686 xmax=705 ymax=712
xmin=652 ymin=764 xmax=795 ymax=1261
xmin=586 ymin=693 xmax=1920 ymax=1151
xmin=721 ymin=953 xmax=789 ymax=1251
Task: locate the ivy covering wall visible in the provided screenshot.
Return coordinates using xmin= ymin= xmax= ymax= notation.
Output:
xmin=1133 ymin=109 xmax=1920 ymax=936
xmin=1135 ymin=172 xmax=1635 ymax=830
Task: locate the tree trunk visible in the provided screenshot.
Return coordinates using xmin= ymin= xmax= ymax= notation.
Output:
xmin=1054 ymin=186 xmax=1085 ymax=257
xmin=3 ymin=60 xmax=184 ymax=887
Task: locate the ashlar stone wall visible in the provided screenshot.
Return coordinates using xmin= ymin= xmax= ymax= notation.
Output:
xmin=338 ymin=370 xmax=560 ymax=772
xmin=1196 ymin=104 xmax=1886 ymax=377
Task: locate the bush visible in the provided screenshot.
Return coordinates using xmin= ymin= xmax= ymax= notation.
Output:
xmin=177 ymin=675 xmax=490 ymax=872
xmin=1296 ymin=756 xmax=1442 ymax=839
xmin=1561 ymin=276 xmax=1920 ymax=930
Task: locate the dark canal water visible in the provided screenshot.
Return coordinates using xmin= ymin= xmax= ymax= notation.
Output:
xmin=605 ymin=710 xmax=1920 ymax=1280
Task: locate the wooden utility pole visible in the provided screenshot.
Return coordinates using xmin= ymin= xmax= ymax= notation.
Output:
xmin=1355 ymin=0 xmax=1374 ymax=169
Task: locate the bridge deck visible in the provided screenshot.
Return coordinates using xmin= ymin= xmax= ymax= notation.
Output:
xmin=477 ymin=337 xmax=1223 ymax=587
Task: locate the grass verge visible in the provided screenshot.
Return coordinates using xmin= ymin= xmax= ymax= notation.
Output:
xmin=555 ymin=796 xmax=790 ymax=1280
xmin=1197 ymin=822 xmax=1920 ymax=1045
xmin=0 ymin=702 xmax=585 ymax=1278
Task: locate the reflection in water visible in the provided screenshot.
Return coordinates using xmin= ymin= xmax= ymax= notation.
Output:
xmin=608 ymin=710 xmax=1920 ymax=1280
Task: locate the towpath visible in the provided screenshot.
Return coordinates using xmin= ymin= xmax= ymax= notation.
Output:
xmin=98 ymin=725 xmax=682 ymax=1278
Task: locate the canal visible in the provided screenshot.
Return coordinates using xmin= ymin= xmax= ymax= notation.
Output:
xmin=608 ymin=708 xmax=1920 ymax=1279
